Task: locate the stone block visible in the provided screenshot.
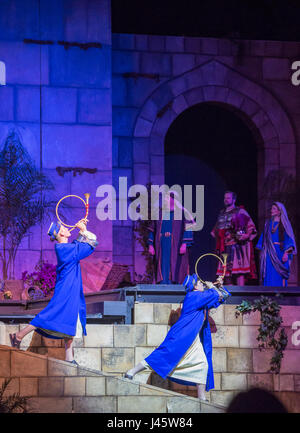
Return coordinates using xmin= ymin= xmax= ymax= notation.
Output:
xmin=43 ymin=124 xmax=112 ymax=169
xmin=11 ymin=351 xmax=47 ymax=377
xmin=280 ymin=306 xmax=300 ymax=326
xmin=147 ymin=324 xmax=168 ymax=347
xmin=112 ymin=226 xmax=133 ymax=255
xmin=28 ymin=397 xmax=73 ymax=413
xmin=106 ymin=377 xmax=140 ymax=395
xmin=172 ymin=54 xmax=195 ymax=76
xmin=135 ymin=35 xmax=148 ymax=51
xmin=118 ymin=395 xmax=166 ymax=413
xmin=37 ymin=348 xmax=65 ymax=360
xmin=132 ymin=371 xmax=152 ymax=385
xmin=210 ymin=391 xmax=238 ymax=407
xmin=20 ymin=377 xmax=38 ymax=397
xmin=166 ymin=36 xmax=185 ymax=52
xmin=280 ymin=350 xmax=300 ymax=374
xmin=102 ymin=348 xmax=134 ymax=373
xmin=224 ymin=305 xmax=242 ymax=326
xmin=50 ymin=44 xmax=111 ymax=88
xmin=0 ymin=377 xmax=19 ymax=395
xmin=294 ymin=375 xmax=300 ymax=392
xmin=64 ymin=377 xmax=86 ymax=396
xmin=73 ymin=396 xmax=116 ymax=413
xmin=201 ymin=402 xmax=226 ymax=413
xmin=252 ymin=349 xmax=273 ymax=373
xmin=134 ymin=117 xmax=153 ymax=138
xmin=172 ymin=94 xmax=188 ymax=115
xmin=133 ymin=138 xmax=150 ymax=163
xmin=134 ymin=303 xmax=154 ymax=324
xmin=275 ymin=391 xmax=300 ymax=413
xmin=239 ymin=326 xmax=260 ymax=348
xmin=209 ymin=305 xmax=225 ymax=325
xmin=227 ymin=348 xmax=253 ymax=373
xmin=212 ymin=326 xmax=239 ymax=347
xmin=1 ymin=324 xmax=19 ymax=347
xmin=201 ymin=38 xmax=219 ymax=55
xmin=149 ymin=35 xmax=165 ymax=52
xmin=167 ymin=396 xmax=200 ymax=413
xmin=185 ymin=37 xmax=201 ymax=53
xmin=276 ymin=375 xmax=294 ymax=391
xmin=0 ymin=42 xmax=48 ymax=85
xmin=20 ymin=326 xmax=42 ymax=349
xmin=112 ymin=51 xmax=140 ymax=74
xmin=135 ymin=347 xmax=156 ymax=365
xmin=38 ymin=377 xmax=64 ymax=397
xmin=42 ymin=86 xmax=77 ymax=123
xmin=73 ymin=348 xmax=101 ymax=371
xmin=86 ymin=377 xmax=106 ymax=396
xmin=242 ymin=310 xmax=261 ymax=325
xmin=212 ymin=348 xmax=227 ymax=373
xmin=140 ymin=53 xmax=172 ymax=76
xmin=114 ymin=325 xmax=136 ymax=347
xmin=84 ymin=324 xmax=113 ymax=348
xmin=247 ymin=373 xmax=274 ymax=391
xmin=48 ymin=359 xmax=78 ymax=376
xmin=0 ymin=86 xmax=14 ymax=121
xmin=153 ymin=304 xmax=172 ymax=325
xmin=78 ymin=88 xmax=111 ymax=124
xmin=263 ymin=58 xmax=291 ymax=80
xmin=113 ymin=107 xmax=138 ymax=136
xmin=221 ymin=373 xmax=247 ymax=391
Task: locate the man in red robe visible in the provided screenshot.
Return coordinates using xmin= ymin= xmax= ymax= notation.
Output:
xmin=211 ymin=191 xmax=257 ymax=286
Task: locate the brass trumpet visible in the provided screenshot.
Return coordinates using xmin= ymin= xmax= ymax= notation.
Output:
xmin=56 ymin=193 xmax=90 ymax=232
xmin=195 ymin=252 xmax=228 ymax=284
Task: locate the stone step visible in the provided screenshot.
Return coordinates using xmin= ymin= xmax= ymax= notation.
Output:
xmin=0 ymin=344 xmax=225 ymax=413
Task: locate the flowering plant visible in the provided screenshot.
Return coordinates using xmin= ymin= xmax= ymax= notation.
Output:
xmin=21 ymin=260 xmax=56 ymax=296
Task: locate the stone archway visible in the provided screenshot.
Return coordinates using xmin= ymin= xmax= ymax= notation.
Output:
xmin=132 ymin=59 xmax=297 ymax=283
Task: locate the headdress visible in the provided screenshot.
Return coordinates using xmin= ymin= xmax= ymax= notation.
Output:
xmin=48 ymin=221 xmax=62 ymax=241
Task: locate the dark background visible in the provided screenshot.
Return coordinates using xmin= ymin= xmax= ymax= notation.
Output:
xmin=112 ymin=0 xmax=300 ymax=41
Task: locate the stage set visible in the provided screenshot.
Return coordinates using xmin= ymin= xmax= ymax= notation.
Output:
xmin=0 ymin=0 xmax=300 ymax=414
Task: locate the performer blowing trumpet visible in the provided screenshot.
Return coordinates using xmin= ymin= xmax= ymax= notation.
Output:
xmin=125 ymin=273 xmax=230 ymax=401
xmin=9 ymin=205 xmax=98 ymax=365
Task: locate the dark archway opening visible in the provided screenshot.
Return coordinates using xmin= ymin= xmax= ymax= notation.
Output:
xmin=165 ymin=102 xmax=258 ymax=282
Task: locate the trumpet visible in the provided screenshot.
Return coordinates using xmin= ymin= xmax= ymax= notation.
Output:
xmin=56 ymin=193 xmax=90 ymax=232
xmin=195 ymin=252 xmax=228 ymax=284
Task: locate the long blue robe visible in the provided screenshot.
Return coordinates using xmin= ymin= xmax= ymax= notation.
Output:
xmin=144 ymin=288 xmax=225 ymax=391
xmin=30 ymin=239 xmax=95 ymax=338
xmin=256 ymin=221 xmax=295 ymax=286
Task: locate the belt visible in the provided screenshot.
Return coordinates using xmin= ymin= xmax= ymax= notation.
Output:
xmin=160 ymin=232 xmax=172 ymax=237
xmin=273 ymin=242 xmax=280 ymax=245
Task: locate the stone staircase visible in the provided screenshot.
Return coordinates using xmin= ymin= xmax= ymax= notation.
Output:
xmin=0 ymin=345 xmax=225 ymax=413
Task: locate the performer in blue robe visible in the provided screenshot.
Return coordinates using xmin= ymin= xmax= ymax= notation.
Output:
xmin=125 ymin=274 xmax=230 ymax=400
xmin=9 ymin=219 xmax=98 ymax=364
xmin=256 ymin=202 xmax=297 ymax=287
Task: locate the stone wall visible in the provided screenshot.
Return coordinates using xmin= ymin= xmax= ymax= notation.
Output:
xmin=112 ymin=33 xmax=300 ymax=282
xmin=0 ymin=345 xmax=224 ymax=413
xmin=0 ymin=0 xmax=113 ymax=279
xmin=1 ymin=302 xmax=300 ymax=412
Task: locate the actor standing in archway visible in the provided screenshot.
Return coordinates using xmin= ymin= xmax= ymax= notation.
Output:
xmin=256 ymin=202 xmax=297 ymax=286
xmin=211 ymin=191 xmax=257 ymax=286
xmin=148 ymin=191 xmax=194 ymax=284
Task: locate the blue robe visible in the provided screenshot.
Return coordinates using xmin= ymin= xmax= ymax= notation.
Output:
xmin=144 ymin=288 xmax=225 ymax=391
xmin=256 ymin=221 xmax=295 ymax=286
xmin=30 ymin=239 xmax=95 ymax=338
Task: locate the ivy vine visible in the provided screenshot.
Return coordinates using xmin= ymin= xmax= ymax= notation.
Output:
xmin=235 ymin=296 xmax=288 ymax=374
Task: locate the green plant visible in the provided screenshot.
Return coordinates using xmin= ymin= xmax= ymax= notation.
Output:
xmin=236 ymin=296 xmax=288 ymax=374
xmin=0 ymin=378 xmax=28 ymax=413
xmin=0 ymin=129 xmax=56 ymax=279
